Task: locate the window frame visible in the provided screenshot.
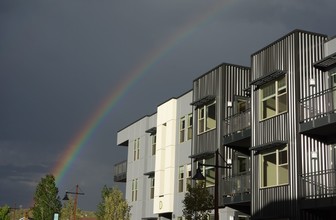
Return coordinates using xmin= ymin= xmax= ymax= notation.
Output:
xmin=260 ymin=145 xmax=289 ymax=188
xmin=133 ymin=138 xmax=140 ymax=160
xmin=150 ymin=177 xmax=155 ymax=199
xmin=201 ymin=157 xmax=215 ymax=188
xmin=186 ymin=163 xmax=192 ymax=189
xmin=132 ymin=178 xmax=138 ymax=201
xmin=187 ymin=113 xmax=193 ymax=140
xmin=180 ymin=116 xmax=186 ymax=143
xmin=197 ymin=101 xmax=216 ymax=134
xmin=259 ymin=75 xmax=287 ymax=121
xmin=178 ymin=165 xmax=184 ymax=192
xmin=151 ymin=134 xmax=156 ymax=156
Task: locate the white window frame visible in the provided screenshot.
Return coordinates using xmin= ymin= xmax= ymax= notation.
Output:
xmin=178 ymin=165 xmax=184 ymax=192
xmin=187 ymin=113 xmax=193 ymax=140
xmin=198 ymin=101 xmax=216 ymax=134
xmin=260 ymin=75 xmax=287 ymax=120
xmin=150 ymin=177 xmax=155 ymax=199
xmin=260 ymin=145 xmax=288 ymax=188
xmin=186 ymin=163 xmax=192 ymax=189
xmin=132 ymin=178 xmax=138 ymax=201
xmin=133 ymin=138 xmax=140 ymax=161
xmin=151 ymin=134 xmax=156 ymax=156
xmin=180 ymin=116 xmax=186 ymax=143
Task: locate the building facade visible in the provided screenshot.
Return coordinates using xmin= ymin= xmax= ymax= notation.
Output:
xmin=114 ymin=30 xmax=336 ymax=220
xmin=191 ymin=63 xmax=251 ymax=220
xmin=115 ymin=91 xmax=193 ymax=220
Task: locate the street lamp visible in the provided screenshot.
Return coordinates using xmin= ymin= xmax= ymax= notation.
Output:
xmin=63 ymin=185 xmax=84 ymax=220
xmin=192 ymin=149 xmax=231 ymax=220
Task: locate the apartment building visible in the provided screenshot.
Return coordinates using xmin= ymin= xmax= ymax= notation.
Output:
xmin=114 ymin=91 xmax=193 ymax=220
xmin=248 ymin=30 xmax=336 ymax=220
xmin=191 ymin=63 xmax=251 ymax=220
xmin=114 ymin=29 xmax=336 ymax=220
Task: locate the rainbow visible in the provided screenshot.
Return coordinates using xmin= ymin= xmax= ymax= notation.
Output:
xmin=52 ymin=0 xmax=233 ymax=185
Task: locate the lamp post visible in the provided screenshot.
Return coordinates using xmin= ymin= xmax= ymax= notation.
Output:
xmin=63 ymin=185 xmax=84 ymax=220
xmin=192 ymin=149 xmax=231 ymax=220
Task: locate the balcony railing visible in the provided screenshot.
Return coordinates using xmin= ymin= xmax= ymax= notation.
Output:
xmin=114 ymin=160 xmax=127 ymax=182
xmin=299 ymin=87 xmax=336 ymax=123
xmin=223 ymin=171 xmax=251 ymax=204
xmin=300 ymin=169 xmax=336 ymax=199
xmin=223 ymin=109 xmax=251 ymax=136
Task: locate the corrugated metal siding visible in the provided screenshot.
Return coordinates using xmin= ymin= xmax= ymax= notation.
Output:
xmin=222 ymin=65 xmax=251 ymax=118
xmin=298 ymin=32 xmax=328 ymax=100
xmin=297 ymin=33 xmax=334 ymax=220
xmin=193 ymin=69 xmax=219 ymax=102
xmin=192 ymin=64 xmax=250 ymax=156
xmin=253 ymin=185 xmax=291 ymax=219
xmin=221 ymin=65 xmax=250 ymax=207
xmin=251 ymin=31 xmax=327 ymax=220
xmin=192 ymin=64 xmax=251 ymax=209
xmin=192 ymin=67 xmax=220 ymax=156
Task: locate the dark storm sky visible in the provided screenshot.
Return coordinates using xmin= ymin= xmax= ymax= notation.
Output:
xmin=1 ymin=0 xmax=335 ymax=211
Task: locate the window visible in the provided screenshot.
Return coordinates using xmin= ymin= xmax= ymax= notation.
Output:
xmin=260 ymin=75 xmax=287 ymax=120
xmin=186 ymin=164 xmax=192 ymax=188
xmin=133 ymin=138 xmax=140 ymax=160
xmin=202 ymin=157 xmax=215 ymax=187
xmin=180 ymin=117 xmax=186 ymax=143
xmin=237 ymin=156 xmax=248 ymax=173
xmin=237 ymin=99 xmax=248 ymax=114
xmin=198 ymin=101 xmax=216 ymax=134
xmin=260 ymin=146 xmax=288 ymax=187
xmin=132 ymin=179 xmax=138 ymax=201
xmin=187 ymin=114 xmax=193 ymax=140
xmin=151 ymin=134 xmax=156 ymax=155
xmin=150 ymin=177 xmax=155 ymax=199
xmin=178 ymin=166 xmax=184 ymax=192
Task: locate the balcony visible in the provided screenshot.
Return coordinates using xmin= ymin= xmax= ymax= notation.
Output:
xmin=223 ymin=109 xmax=251 ymax=151
xmin=299 ymin=87 xmax=336 ymax=144
xmin=223 ymin=171 xmax=251 ymax=206
xmin=114 ymin=160 xmax=127 ymax=182
xmin=300 ymin=169 xmax=336 ymax=209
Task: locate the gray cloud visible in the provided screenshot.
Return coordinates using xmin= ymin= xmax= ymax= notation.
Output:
xmin=1 ymin=0 xmax=335 ymax=211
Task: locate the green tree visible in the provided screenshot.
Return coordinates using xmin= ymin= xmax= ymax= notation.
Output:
xmin=0 ymin=205 xmax=10 ymax=220
xmin=96 ymin=186 xmax=131 ymax=220
xmin=32 ymin=174 xmax=62 ymax=220
xmin=182 ymin=182 xmax=214 ymax=220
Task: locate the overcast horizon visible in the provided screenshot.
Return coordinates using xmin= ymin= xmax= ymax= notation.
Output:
xmin=1 ymin=0 xmax=336 ymax=211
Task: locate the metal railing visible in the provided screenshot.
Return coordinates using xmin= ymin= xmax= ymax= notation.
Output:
xmin=113 ymin=160 xmax=127 ymax=182
xmin=299 ymin=87 xmax=336 ymax=123
xmin=223 ymin=109 xmax=251 ymax=136
xmin=223 ymin=171 xmax=251 ymax=196
xmin=300 ymin=169 xmax=336 ymax=199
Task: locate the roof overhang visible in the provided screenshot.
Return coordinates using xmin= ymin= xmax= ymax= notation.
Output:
xmin=145 ymin=127 xmax=157 ymax=135
xmin=314 ymin=52 xmax=336 ymax=72
xmin=144 ymin=171 xmax=155 ymax=178
xmin=189 ymin=150 xmax=215 ymax=160
xmin=249 ymin=140 xmax=287 ymax=152
xmin=190 ymin=95 xmax=216 ymax=107
xmin=250 ymin=70 xmax=286 ymax=89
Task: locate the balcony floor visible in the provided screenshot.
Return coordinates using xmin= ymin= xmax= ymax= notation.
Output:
xmin=300 ymin=113 xmax=336 ymax=144
xmin=223 ymin=194 xmax=251 ymax=214
xmin=223 ymin=128 xmax=251 ymax=154
xmin=300 ymin=196 xmax=336 ymax=210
